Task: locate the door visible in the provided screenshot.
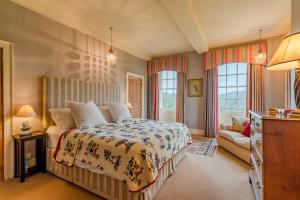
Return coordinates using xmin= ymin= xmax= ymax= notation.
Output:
xmin=127 ymin=73 xmax=144 ymax=118
xmin=0 ymin=48 xmax=3 ymax=181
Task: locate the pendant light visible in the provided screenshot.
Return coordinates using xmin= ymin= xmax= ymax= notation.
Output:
xmin=106 ymin=27 xmax=116 ymax=64
xmin=255 ymin=29 xmax=266 ymax=65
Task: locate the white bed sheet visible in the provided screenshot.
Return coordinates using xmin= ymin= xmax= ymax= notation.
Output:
xmin=46 ymin=126 xmax=63 ymax=149
xmin=47 ymin=125 xmax=105 ymax=174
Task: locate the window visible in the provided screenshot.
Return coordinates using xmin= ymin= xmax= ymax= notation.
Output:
xmin=218 ymin=63 xmax=247 ymax=125
xmin=159 ymin=71 xmax=177 ymax=109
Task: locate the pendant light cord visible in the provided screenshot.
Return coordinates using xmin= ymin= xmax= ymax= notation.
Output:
xmin=110 ymin=27 xmax=113 ymax=51
xmin=259 ymin=29 xmax=262 ymax=51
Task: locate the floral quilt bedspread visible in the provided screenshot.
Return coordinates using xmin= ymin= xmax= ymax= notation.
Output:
xmin=54 ymin=119 xmax=191 ymax=192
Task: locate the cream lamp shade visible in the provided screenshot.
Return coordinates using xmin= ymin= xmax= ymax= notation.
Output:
xmin=16 ymin=105 xmax=37 ymax=118
xmin=268 ymin=32 xmax=300 ymax=70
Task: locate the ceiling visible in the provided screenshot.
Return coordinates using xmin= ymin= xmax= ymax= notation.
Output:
xmin=11 ymin=0 xmax=291 ymax=60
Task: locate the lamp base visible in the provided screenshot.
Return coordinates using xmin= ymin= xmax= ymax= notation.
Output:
xmin=20 ymin=126 xmax=32 ymax=136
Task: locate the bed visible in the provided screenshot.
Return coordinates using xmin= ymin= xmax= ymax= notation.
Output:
xmin=42 ymin=76 xmax=191 ymax=200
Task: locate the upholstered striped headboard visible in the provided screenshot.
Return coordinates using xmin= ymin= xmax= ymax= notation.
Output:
xmin=42 ymin=76 xmax=121 ymax=129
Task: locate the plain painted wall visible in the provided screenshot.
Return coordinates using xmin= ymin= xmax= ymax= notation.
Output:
xmin=290 ymin=0 xmax=300 ymax=108
xmin=264 ymin=36 xmax=286 ymax=110
xmin=185 ymin=51 xmax=206 ymax=130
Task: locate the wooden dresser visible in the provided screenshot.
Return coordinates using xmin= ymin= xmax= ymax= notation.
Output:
xmin=249 ymin=111 xmax=300 ymax=200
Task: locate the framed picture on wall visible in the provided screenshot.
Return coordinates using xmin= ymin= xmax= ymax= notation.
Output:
xmin=188 ymin=79 xmax=203 ymax=97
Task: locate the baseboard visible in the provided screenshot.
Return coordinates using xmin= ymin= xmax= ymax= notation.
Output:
xmin=190 ymin=129 xmax=204 ymax=136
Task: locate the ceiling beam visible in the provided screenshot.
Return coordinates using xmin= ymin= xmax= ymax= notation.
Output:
xmin=161 ymin=0 xmax=208 ymax=53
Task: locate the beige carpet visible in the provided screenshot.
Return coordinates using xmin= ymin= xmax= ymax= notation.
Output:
xmin=0 ymin=147 xmax=254 ymax=200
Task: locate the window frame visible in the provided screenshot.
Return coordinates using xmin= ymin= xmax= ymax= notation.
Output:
xmin=159 ymin=71 xmax=177 ymax=110
xmin=217 ymin=63 xmax=248 ymax=114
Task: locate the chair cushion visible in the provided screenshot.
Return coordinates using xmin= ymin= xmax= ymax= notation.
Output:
xmin=218 ymin=130 xmax=243 ymax=142
xmin=218 ymin=130 xmax=250 ymax=150
xmin=233 ymin=137 xmax=250 ymax=150
xmin=231 ymin=116 xmax=247 ymax=132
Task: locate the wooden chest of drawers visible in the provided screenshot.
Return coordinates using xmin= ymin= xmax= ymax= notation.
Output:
xmin=249 ymin=111 xmax=300 ymax=200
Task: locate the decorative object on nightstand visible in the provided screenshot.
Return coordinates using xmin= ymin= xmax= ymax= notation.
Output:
xmin=13 ymin=131 xmax=47 ymax=183
xmin=15 ymin=105 xmax=37 ymax=135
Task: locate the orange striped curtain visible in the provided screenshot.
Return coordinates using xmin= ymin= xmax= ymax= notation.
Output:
xmin=147 ymin=55 xmax=188 ymax=121
xmin=202 ymin=41 xmax=267 ymax=71
xmin=147 ymin=55 xmax=188 ymax=75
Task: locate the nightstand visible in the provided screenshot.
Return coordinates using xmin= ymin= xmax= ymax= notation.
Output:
xmin=13 ymin=131 xmax=47 ymax=183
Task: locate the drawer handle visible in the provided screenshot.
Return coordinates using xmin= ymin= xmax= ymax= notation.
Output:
xmin=257 ymin=182 xmax=262 ymax=189
xmin=256 ymin=159 xmax=261 ymax=166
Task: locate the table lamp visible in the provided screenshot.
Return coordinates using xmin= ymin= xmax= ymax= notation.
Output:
xmin=15 ymin=105 xmax=37 ymax=135
xmin=267 ymin=32 xmax=300 ymax=109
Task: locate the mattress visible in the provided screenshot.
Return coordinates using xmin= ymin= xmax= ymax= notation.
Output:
xmin=46 ymin=126 xmax=62 ymax=149
xmin=46 ymin=126 xmax=107 ymax=175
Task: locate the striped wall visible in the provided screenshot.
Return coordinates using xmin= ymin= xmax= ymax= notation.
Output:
xmin=42 ymin=76 xmax=120 ymax=128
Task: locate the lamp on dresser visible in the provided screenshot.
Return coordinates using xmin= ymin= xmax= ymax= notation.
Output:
xmin=267 ymin=32 xmax=300 ymax=109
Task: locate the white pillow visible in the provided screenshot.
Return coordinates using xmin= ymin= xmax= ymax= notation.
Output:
xmin=69 ymin=101 xmax=107 ymax=128
xmin=98 ymin=106 xmax=113 ymax=123
xmin=48 ymin=108 xmax=76 ymax=130
xmin=107 ymin=103 xmax=131 ymax=122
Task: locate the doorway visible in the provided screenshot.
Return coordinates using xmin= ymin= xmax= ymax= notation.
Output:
xmin=0 ymin=40 xmax=13 ymax=181
xmin=0 ymin=47 xmax=3 ymax=181
xmin=126 ymin=72 xmax=144 ymax=118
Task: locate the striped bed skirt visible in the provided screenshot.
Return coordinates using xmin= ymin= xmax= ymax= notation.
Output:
xmin=46 ymin=147 xmax=186 ymax=200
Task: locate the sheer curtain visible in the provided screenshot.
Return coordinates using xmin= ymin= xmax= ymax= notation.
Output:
xmin=204 ymin=68 xmax=217 ymax=138
xmin=249 ymin=64 xmax=265 ymax=112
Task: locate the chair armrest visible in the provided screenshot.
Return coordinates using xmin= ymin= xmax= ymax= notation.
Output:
xmin=220 ymin=124 xmax=233 ymax=131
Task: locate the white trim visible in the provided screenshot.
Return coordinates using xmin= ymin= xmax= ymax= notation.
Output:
xmin=126 ymin=72 xmax=145 ymax=118
xmin=0 ymin=40 xmax=14 ymax=180
xmin=190 ymin=129 xmax=204 ymax=136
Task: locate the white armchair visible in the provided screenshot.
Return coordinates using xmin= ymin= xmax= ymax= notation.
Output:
xmin=217 ymin=123 xmax=250 ymax=163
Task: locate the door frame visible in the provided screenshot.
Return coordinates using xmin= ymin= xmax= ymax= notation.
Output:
xmin=0 ymin=40 xmax=14 ymax=180
xmin=126 ymin=72 xmax=145 ymax=118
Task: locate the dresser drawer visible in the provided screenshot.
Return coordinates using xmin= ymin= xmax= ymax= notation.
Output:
xmin=250 ymin=133 xmax=263 ymax=160
xmin=250 ymin=116 xmax=262 ymax=133
xmin=250 ymin=153 xmax=263 ymax=185
xmin=249 ymin=170 xmax=263 ymax=200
